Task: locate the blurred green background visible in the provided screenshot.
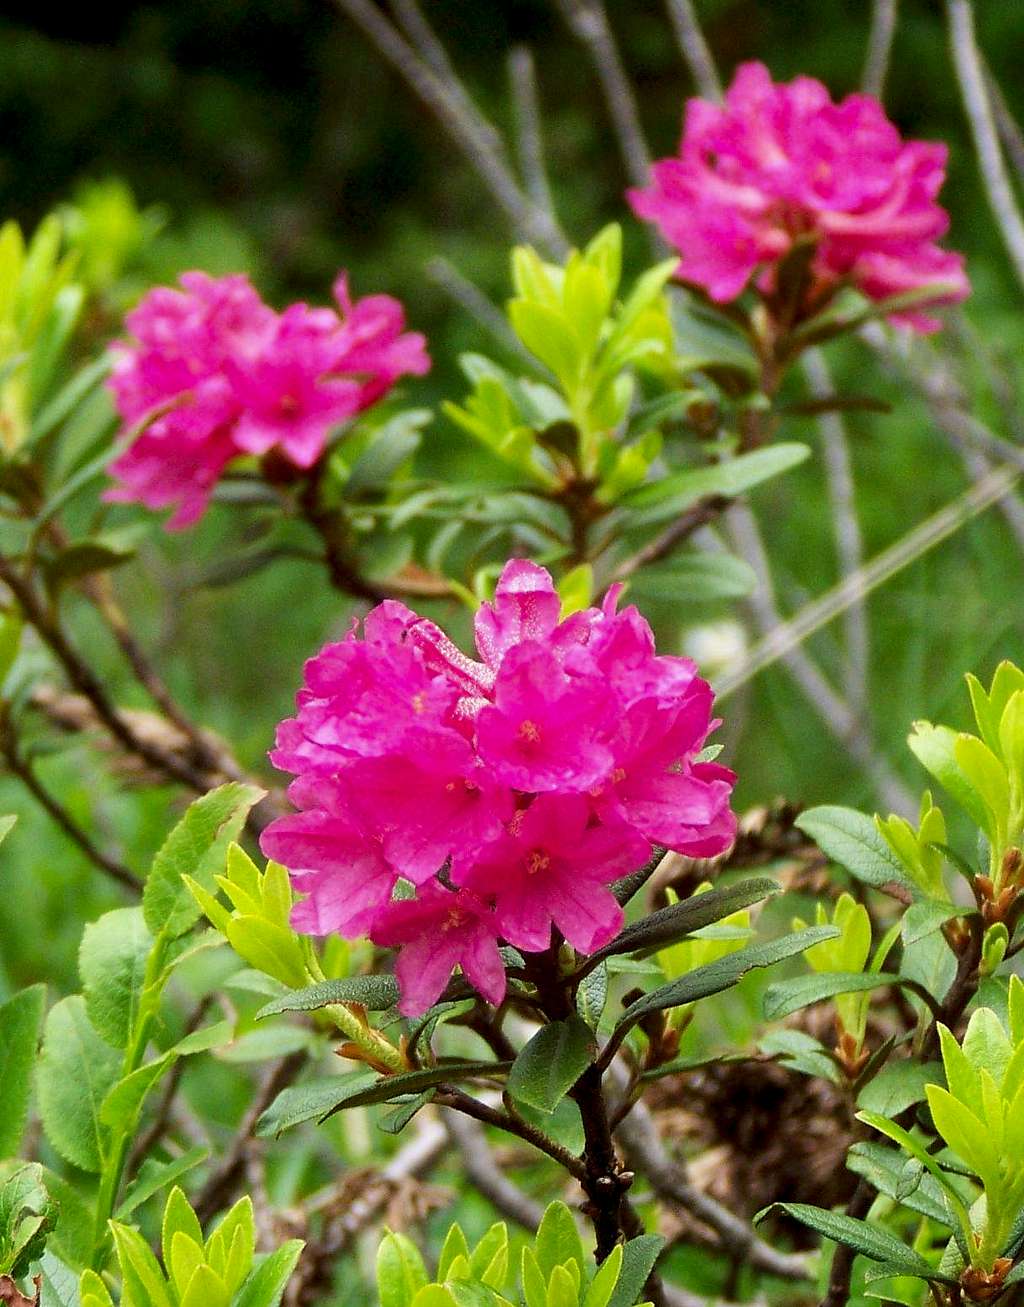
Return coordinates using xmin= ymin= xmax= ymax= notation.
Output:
xmin=0 ymin=0 xmax=1022 ymax=996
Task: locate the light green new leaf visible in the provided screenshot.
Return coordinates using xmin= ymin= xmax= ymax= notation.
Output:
xmin=377 ymin=1231 xmax=429 ymax=1307
xmin=234 ymin=1241 xmax=305 ymax=1307
xmin=535 ymin=1202 xmax=585 ymax=1281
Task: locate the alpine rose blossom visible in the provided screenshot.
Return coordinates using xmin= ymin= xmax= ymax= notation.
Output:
xmin=106 ymin=272 xmax=429 ymax=527
xmin=262 ymin=559 xmax=737 ymax=1016
xmin=628 ymin=62 xmax=969 ymax=331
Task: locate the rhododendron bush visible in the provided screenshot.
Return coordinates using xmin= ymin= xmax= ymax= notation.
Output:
xmin=0 ymin=8 xmax=1023 ymax=1307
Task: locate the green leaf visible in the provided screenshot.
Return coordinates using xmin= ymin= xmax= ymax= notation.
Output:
xmin=0 ymin=985 xmax=46 ymax=1157
xmin=754 ymin=1204 xmax=945 ymax=1280
xmin=115 ymin=1147 xmax=209 ymax=1221
xmin=79 ymin=907 xmax=152 ymax=1049
xmin=144 ymin=784 xmax=264 ymax=939
xmin=161 ymin=1187 xmax=203 ymax=1263
xmin=856 ymin=1061 xmax=943 ymax=1117
xmin=901 ymin=901 xmax=963 ymax=947
xmin=614 ymin=928 xmax=839 ymax=1032
xmin=583 ymin=879 xmax=778 ymax=972
xmin=846 ymin=1143 xmax=953 ymax=1226
xmin=234 ymin=1241 xmax=305 ymax=1307
xmin=795 ymin=807 xmax=915 ymax=893
xmin=536 ymin=1202 xmax=585 ymax=1281
xmin=507 ymin=1016 xmax=597 ymax=1113
xmin=622 ymin=443 xmax=810 ymax=526
xmin=255 ymin=1072 xmax=380 ymax=1136
xmin=255 ymin=975 xmax=400 ymax=1019
xmin=100 ymin=1056 xmax=172 ymax=1133
xmin=37 ymin=1251 xmax=82 ymax=1307
xmin=545 ymin=1263 xmax=577 ymax=1307
xmin=576 ymin=964 xmax=608 ymax=1029
xmin=628 ymin=553 xmax=757 ymax=602
xmin=763 ymin=972 xmax=899 ymax=1022
xmin=42 ymin=531 xmax=141 ymax=593
xmin=607 ymin=1234 xmax=663 ymax=1307
xmin=0 ymin=1163 xmax=57 ymax=1279
xmin=319 ymin=1061 xmax=512 ymax=1119
xmin=36 ymin=996 xmax=120 ymax=1173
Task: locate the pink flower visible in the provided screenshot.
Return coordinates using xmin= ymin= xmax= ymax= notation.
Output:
xmin=263 ymin=558 xmax=737 ymax=1014
xmin=258 ymin=799 xmax=396 ymax=938
xmin=370 ymin=886 xmax=506 ymax=1016
xmin=594 ymin=696 xmax=737 ymax=856
xmin=628 ymin=62 xmax=968 ymax=332
xmin=106 ymin=272 xmax=429 ymax=526
xmin=457 ymin=796 xmax=648 ymax=954
xmin=475 ymin=642 xmax=615 ymax=793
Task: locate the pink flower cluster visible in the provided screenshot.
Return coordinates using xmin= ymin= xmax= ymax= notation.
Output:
xmin=106 ymin=272 xmax=429 ymax=527
xmin=261 ymin=560 xmax=736 ymax=1015
xmin=629 ymin=62 xmax=969 ymax=332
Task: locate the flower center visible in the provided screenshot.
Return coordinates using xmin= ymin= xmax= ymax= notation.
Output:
xmin=518 ymin=718 xmax=541 ymax=744
xmin=278 ymin=393 xmax=300 ymax=416
xmin=442 ymin=907 xmax=468 ymax=931
xmin=526 ymin=849 xmax=550 ymax=876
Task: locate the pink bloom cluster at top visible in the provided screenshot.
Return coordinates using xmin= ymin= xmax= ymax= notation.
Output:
xmin=261 ymin=560 xmax=737 ymax=1016
xmin=106 ymin=272 xmax=429 ymax=527
xmin=628 ymin=62 xmax=969 ymax=332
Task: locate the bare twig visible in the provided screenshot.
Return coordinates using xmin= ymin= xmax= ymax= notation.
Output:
xmin=83 ymin=572 xmax=246 ymax=784
xmin=552 ymin=0 xmax=651 ymax=189
xmin=946 ymin=0 xmax=1024 ymax=293
xmin=126 ymin=997 xmax=214 ymax=1173
xmin=985 ymin=63 xmax=1024 ymax=184
xmin=861 ymin=322 xmax=1024 ymax=552
xmin=285 ymin=1120 xmax=449 ymax=1307
xmin=0 ymin=555 xmax=218 ymax=795
xmin=663 ymin=0 xmax=721 ymax=101
xmin=426 ymin=258 xmax=533 ymax=364
xmin=333 ymin=0 xmax=567 ymax=258
xmin=720 ymin=468 xmax=1021 ymax=708
xmin=862 ymin=0 xmax=898 ymax=98
xmin=0 ymin=710 xmax=140 ymax=893
xmin=508 ymin=46 xmax=560 ymax=222
xmin=443 ymin=1111 xmax=545 ymax=1230
xmin=613 ymin=1095 xmax=812 ymax=1283
xmin=725 ymin=504 xmax=915 ymax=815
xmin=801 ymin=349 xmax=869 ymax=718
xmin=195 ymin=1052 xmax=307 ymax=1222
xmin=610 ymin=496 xmax=731 ymax=584
xmin=436 ymin=1087 xmax=587 ymax=1181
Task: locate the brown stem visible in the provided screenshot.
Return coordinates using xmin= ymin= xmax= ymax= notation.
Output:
xmin=573 ymin=1063 xmax=643 ymax=1259
xmin=82 ymin=571 xmax=245 ymax=783
xmin=0 ymin=707 xmax=141 ymax=893
xmin=609 ymin=494 xmax=731 ymax=586
xmin=436 ymin=1087 xmax=587 ymax=1180
xmin=0 ymin=553 xmax=213 ymax=793
xmin=194 ymin=1051 xmax=307 ymax=1222
xmin=818 ymin=1178 xmax=873 ymax=1307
